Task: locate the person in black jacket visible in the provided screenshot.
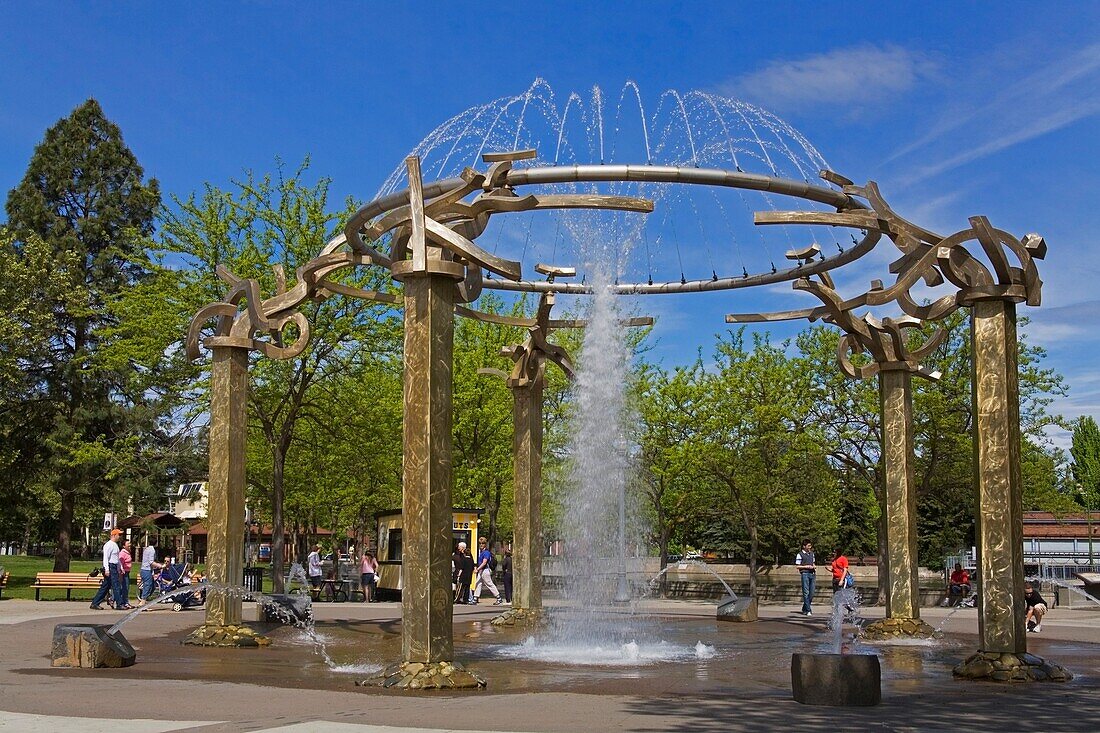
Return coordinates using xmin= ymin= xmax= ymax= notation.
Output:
xmin=1024 ymin=583 xmax=1048 ymax=632
xmin=501 ymin=548 xmax=513 ymax=605
xmin=453 ymin=542 xmax=475 ymax=604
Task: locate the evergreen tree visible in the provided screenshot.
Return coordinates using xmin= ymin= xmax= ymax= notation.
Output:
xmin=1071 ymin=415 xmax=1100 ymax=511
xmin=4 ymin=99 xmax=160 ymax=570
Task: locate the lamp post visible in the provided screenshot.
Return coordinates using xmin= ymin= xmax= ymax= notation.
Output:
xmin=1087 ymin=491 xmax=1094 ymax=569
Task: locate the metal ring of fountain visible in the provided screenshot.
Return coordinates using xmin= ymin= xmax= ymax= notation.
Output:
xmin=331 ymin=164 xmax=880 ymax=296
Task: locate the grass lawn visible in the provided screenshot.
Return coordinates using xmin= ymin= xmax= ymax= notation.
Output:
xmin=0 ymin=555 xmax=103 ymax=601
xmin=0 ymin=556 xmax=278 ymax=601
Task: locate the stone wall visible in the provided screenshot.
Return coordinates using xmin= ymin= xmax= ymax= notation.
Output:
xmin=540 ymin=559 xmax=948 ymax=607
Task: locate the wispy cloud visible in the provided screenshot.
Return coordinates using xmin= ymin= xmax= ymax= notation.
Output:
xmin=890 ymin=42 xmax=1100 ymax=182
xmin=725 ymin=45 xmax=937 ymax=112
xmin=1025 ymin=300 xmax=1100 ymax=343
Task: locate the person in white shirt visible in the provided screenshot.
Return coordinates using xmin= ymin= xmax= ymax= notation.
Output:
xmin=307 ymin=545 xmax=323 ymax=589
xmin=90 ymin=529 xmax=123 ymax=610
xmin=138 ymin=537 xmax=164 ymax=605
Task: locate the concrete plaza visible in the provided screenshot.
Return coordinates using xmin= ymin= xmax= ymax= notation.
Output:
xmin=1 ymin=597 xmax=1099 ymax=732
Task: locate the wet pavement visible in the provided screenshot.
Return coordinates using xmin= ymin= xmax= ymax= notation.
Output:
xmin=1 ymin=597 xmax=1099 ymax=732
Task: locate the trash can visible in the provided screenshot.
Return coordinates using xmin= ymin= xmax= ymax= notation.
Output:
xmin=243 ymin=567 xmax=265 ymax=594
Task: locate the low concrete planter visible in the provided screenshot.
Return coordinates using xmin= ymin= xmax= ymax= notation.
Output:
xmin=255 ymin=593 xmax=313 ymax=627
xmin=51 ymin=624 xmax=135 ymax=668
xmin=791 ymin=652 xmax=880 ymax=706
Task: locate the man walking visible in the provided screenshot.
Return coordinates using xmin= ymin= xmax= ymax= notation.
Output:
xmin=795 ymin=539 xmax=816 ymax=616
xmin=138 ymin=537 xmax=163 ymax=605
xmin=90 ymin=528 xmax=122 ymax=611
xmin=472 ymin=537 xmax=504 ymax=605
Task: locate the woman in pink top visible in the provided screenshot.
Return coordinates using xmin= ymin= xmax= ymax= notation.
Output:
xmin=359 ymin=551 xmax=379 ymax=603
xmin=118 ymin=541 xmax=135 ymax=609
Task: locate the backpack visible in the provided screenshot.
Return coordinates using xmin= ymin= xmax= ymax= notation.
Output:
xmin=842 ymin=571 xmax=855 ymax=589
xmin=488 ymin=552 xmax=497 ymax=572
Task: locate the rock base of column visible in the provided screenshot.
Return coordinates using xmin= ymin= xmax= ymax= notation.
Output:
xmin=862 ymin=618 xmax=938 ymax=641
xmin=953 ymin=651 xmax=1072 ymax=682
xmin=183 ymin=623 xmax=271 ymax=648
xmin=490 ymin=607 xmax=545 ymax=628
xmin=717 ymin=596 xmax=758 ymax=622
xmin=51 ymin=624 xmax=136 ymax=668
xmin=360 ymin=660 xmax=486 ymax=689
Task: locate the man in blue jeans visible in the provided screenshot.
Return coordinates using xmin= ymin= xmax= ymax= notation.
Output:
xmin=90 ymin=529 xmax=122 ymax=610
xmin=795 ymin=539 xmax=816 ymax=616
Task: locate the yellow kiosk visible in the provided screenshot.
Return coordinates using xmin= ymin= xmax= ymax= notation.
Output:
xmin=375 ymin=507 xmax=484 ymax=600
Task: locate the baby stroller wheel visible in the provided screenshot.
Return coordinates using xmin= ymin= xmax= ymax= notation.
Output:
xmin=172 ymin=602 xmax=184 ymax=612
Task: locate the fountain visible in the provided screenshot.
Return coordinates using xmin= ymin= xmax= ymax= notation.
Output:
xmin=174 ymin=78 xmax=1062 ymax=692
xmin=645 ymin=559 xmax=758 ymax=622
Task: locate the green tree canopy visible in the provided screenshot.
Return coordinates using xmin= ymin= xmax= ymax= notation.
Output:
xmin=3 ymin=99 xmax=163 ymax=570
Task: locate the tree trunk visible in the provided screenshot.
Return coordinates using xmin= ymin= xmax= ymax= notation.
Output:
xmin=21 ymin=517 xmax=33 ymax=556
xmin=53 ymin=488 xmax=76 ymax=571
xmin=748 ymin=522 xmax=759 ymax=597
xmin=271 ymin=447 xmax=286 ymax=592
xmin=488 ymin=475 xmax=502 ymax=546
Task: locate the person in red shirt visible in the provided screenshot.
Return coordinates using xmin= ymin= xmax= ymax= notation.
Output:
xmin=828 ymin=551 xmax=850 ymax=592
xmin=943 ymin=563 xmax=971 ymax=606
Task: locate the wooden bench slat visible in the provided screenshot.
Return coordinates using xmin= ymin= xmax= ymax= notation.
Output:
xmin=32 ymin=571 xmax=108 ymax=600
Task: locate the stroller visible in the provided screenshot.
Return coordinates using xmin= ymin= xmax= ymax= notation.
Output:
xmin=155 ymin=562 xmax=206 ymax=611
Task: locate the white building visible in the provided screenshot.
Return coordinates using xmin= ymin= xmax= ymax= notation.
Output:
xmin=168 ymin=482 xmax=208 ymax=521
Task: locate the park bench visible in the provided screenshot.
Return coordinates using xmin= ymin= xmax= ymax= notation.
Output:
xmin=0 ymin=571 xmax=9 ymax=599
xmin=32 ymin=572 xmax=103 ymax=601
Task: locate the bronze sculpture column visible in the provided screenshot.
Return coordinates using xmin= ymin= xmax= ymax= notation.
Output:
xmin=738 ymin=273 xmax=942 ymax=638
xmin=969 ymin=296 xmax=1026 ymax=653
xmin=390 ymin=160 xmax=465 ymax=663
xmin=185 ymin=269 xmax=312 ymax=647
xmin=203 ymin=345 xmax=249 ymax=628
xmin=878 ymin=367 xmax=921 ymax=624
xmin=478 ymin=282 xmax=578 ymax=619
xmin=511 ymin=376 xmax=544 ymax=612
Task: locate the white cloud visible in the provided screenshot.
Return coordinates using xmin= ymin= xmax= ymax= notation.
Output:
xmin=726 ymin=45 xmax=937 ymax=111
xmin=1025 ymin=300 xmax=1100 ymax=343
xmin=890 ymin=42 xmax=1100 ymax=182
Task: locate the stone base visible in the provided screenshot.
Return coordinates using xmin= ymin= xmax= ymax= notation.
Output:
xmin=254 ymin=593 xmax=313 ymax=627
xmin=183 ymin=624 xmax=271 ymax=648
xmin=791 ymin=653 xmax=881 ymax=706
xmin=51 ymin=624 xmax=136 ymax=668
xmin=361 ymin=660 xmax=486 ymax=690
xmin=490 ymin=607 xmax=545 ymax=628
xmin=861 ymin=617 xmax=938 ymax=641
xmin=717 ymin=596 xmax=758 ymax=622
xmin=953 ymin=651 xmax=1072 ymax=682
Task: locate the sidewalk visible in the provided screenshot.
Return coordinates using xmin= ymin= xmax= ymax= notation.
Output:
xmin=1 ymin=597 xmax=1098 ymax=732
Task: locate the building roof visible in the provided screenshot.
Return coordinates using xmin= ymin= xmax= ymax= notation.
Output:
xmin=116 ymin=512 xmax=185 ymax=530
xmin=1023 ymin=511 xmax=1100 ymax=539
xmin=187 ymin=523 xmax=335 ymax=537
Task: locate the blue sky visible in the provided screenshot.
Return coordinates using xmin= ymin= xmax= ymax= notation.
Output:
xmin=2 ymin=3 xmax=1099 ymax=446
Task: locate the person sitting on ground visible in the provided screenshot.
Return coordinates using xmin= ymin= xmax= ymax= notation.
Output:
xmin=943 ymin=563 xmax=971 ymax=606
xmin=1024 ymin=582 xmax=1048 ymax=632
